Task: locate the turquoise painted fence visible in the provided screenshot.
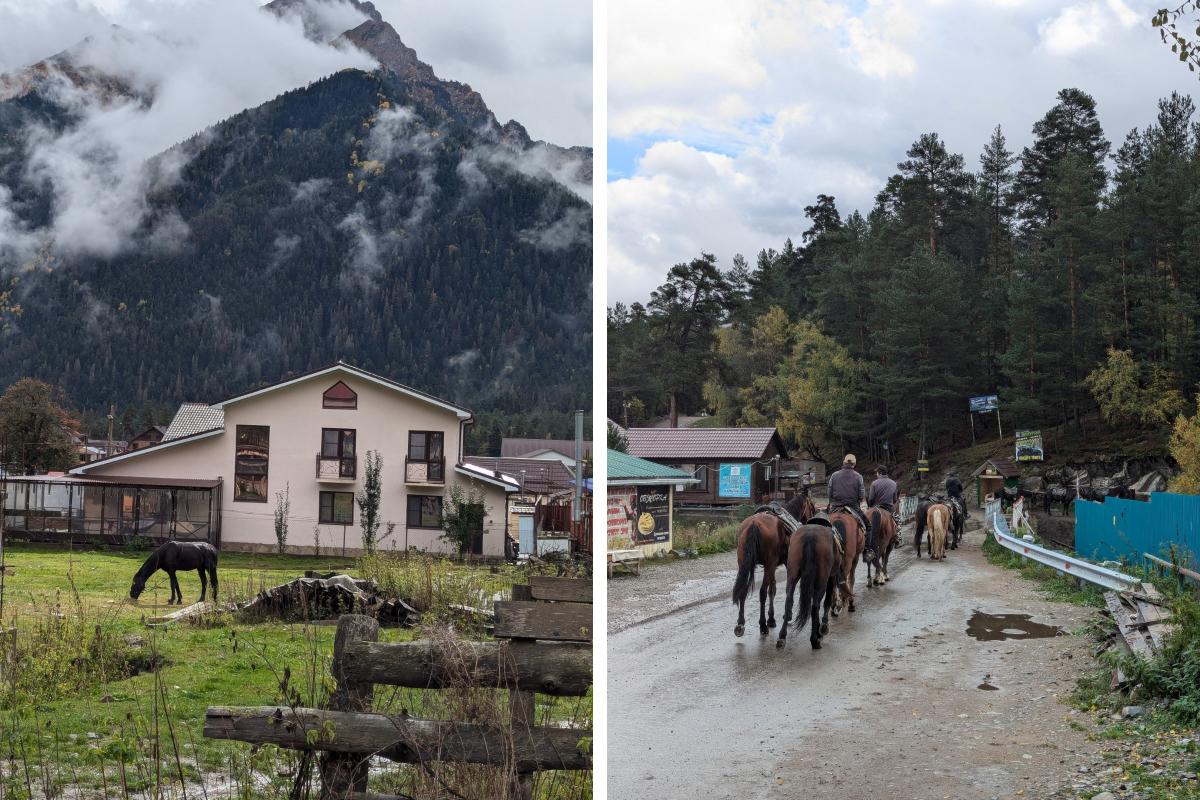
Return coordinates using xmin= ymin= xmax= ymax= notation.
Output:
xmin=1074 ymin=492 xmax=1200 ymax=568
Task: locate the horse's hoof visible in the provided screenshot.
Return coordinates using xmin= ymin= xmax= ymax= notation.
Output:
xmin=768 ymin=618 xmax=777 ymax=629
xmin=734 ymin=625 xmax=745 ymax=637
xmin=849 ymin=604 xmax=856 ymax=613
xmin=811 ymin=639 xmax=822 ymax=650
xmin=759 ymin=627 xmax=769 ymax=636
xmin=776 ymin=639 xmax=785 ymax=649
xmin=821 ymin=623 xmax=829 ymax=635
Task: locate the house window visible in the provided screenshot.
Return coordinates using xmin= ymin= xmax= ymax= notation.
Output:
xmin=322 ymin=381 xmax=357 ymax=409
xmin=676 ymin=463 xmax=708 ymax=491
xmin=407 ymin=495 xmax=443 ymax=528
xmin=321 ymin=428 xmax=357 ymax=478
xmin=319 ymin=491 xmax=354 ymax=524
xmin=234 ymin=425 xmax=269 ymax=502
xmin=408 ymin=431 xmax=445 ymax=480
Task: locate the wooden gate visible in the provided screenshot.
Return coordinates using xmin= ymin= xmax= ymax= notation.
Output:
xmin=204 ymin=576 xmax=592 ymax=799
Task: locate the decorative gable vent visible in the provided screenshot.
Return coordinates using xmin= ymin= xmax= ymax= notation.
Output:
xmin=322 ymin=381 xmax=358 ymax=409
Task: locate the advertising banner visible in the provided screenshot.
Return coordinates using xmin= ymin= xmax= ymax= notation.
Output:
xmin=1015 ymin=430 xmax=1044 ymax=461
xmin=718 ymin=463 xmax=752 ymax=498
xmin=633 ymin=486 xmax=671 ymax=544
xmin=969 ymin=395 xmax=999 ymax=413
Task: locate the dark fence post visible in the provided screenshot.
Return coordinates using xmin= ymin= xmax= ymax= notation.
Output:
xmin=508 ymin=583 xmax=535 ymax=800
xmin=320 ymin=614 xmax=380 ymax=800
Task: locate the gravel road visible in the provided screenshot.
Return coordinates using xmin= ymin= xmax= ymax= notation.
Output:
xmin=608 ymin=521 xmax=1107 ymax=800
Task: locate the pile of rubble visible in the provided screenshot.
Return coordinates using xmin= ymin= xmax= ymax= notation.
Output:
xmin=239 ymin=572 xmax=418 ymax=626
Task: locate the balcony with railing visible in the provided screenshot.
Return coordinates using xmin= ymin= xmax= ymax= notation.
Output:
xmin=404 ymin=457 xmax=445 ymax=485
xmin=315 ymin=453 xmax=357 ymax=483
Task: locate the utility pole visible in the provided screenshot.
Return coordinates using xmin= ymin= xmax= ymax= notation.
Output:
xmin=572 ymin=410 xmax=584 ymax=523
xmin=106 ymin=403 xmax=115 ymax=458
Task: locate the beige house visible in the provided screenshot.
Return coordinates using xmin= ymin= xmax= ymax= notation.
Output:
xmin=69 ymin=363 xmax=518 ymax=556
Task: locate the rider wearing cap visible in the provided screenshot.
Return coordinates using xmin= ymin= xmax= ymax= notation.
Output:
xmin=828 ymin=453 xmax=873 ymax=557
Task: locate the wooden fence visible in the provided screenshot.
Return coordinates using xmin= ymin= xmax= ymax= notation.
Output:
xmin=204 ymin=575 xmax=593 ymax=800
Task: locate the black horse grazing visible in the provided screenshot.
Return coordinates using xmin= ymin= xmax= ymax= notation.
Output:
xmin=130 ymin=541 xmax=220 ymax=605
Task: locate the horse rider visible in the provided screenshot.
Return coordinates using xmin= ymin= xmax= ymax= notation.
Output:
xmin=828 ymin=453 xmax=873 ymax=557
xmin=867 ymin=464 xmax=900 ymax=539
xmin=945 ymin=470 xmax=967 ymax=517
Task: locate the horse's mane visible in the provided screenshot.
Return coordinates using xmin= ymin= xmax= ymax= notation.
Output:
xmin=134 ymin=548 xmax=161 ymax=580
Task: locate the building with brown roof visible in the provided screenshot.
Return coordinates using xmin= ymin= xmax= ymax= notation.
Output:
xmin=624 ymin=427 xmax=787 ymax=506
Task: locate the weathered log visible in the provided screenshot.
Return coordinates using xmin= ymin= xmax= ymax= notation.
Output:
xmin=343 ymin=639 xmax=590 ymax=696
xmin=203 ymin=706 xmax=592 ymax=772
xmin=493 ymin=601 xmax=591 ymax=642
xmin=528 ymin=576 xmax=592 ymax=604
xmin=320 ymin=615 xmax=379 ymax=800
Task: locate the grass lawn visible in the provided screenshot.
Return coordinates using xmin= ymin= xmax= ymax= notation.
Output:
xmin=0 ymin=542 xmax=588 ymax=799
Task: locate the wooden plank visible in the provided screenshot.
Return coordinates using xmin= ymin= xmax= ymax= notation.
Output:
xmin=342 ymin=639 xmax=591 ymax=696
xmin=203 ymin=706 xmax=592 ymax=772
xmin=1135 ymin=582 xmax=1175 ymax=650
xmin=529 ymin=576 xmax=592 ymax=604
xmin=1104 ymin=592 xmax=1153 ymax=660
xmin=493 ymin=601 xmax=592 ymax=642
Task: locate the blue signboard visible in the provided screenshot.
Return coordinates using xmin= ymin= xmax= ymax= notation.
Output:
xmin=718 ymin=463 xmax=751 ymax=498
xmin=969 ymin=395 xmax=999 ymax=413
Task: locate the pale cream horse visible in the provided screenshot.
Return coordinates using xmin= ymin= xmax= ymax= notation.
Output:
xmin=925 ymin=503 xmax=951 ymax=561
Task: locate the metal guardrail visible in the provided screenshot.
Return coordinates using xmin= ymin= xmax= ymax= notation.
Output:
xmin=991 ymin=512 xmax=1140 ymax=591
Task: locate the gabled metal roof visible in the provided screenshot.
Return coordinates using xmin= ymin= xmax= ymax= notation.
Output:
xmin=624 ymin=427 xmax=783 ymax=460
xmin=163 ymin=404 xmax=225 ymax=441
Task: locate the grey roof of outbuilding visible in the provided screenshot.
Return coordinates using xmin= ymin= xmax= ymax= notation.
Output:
xmin=624 ymin=427 xmax=783 ymax=460
xmin=463 ymin=456 xmax=576 ymax=494
xmin=163 ymin=404 xmax=225 ymax=440
xmin=500 ymin=438 xmax=593 ymax=459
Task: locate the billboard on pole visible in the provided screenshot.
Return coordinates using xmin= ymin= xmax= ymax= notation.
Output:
xmin=969 ymin=395 xmax=999 ymax=413
xmin=1015 ymin=430 xmax=1044 ymax=461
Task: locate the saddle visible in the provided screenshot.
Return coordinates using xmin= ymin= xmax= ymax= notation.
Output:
xmin=755 ymin=500 xmax=804 ymax=536
xmin=806 ymin=512 xmax=846 ymax=563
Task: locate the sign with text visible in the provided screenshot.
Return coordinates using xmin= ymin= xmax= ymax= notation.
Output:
xmin=917 ymin=459 xmax=929 ymax=473
xmin=969 ymin=395 xmax=999 ymax=413
xmin=634 ymin=486 xmax=670 ymax=544
xmin=1015 ymin=430 xmax=1044 ymax=462
xmin=718 ymin=463 xmax=752 ymax=498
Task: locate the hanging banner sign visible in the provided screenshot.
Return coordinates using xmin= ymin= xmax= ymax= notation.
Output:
xmin=1015 ymin=430 xmax=1044 ymax=462
xmin=916 ymin=459 xmax=930 ymax=473
xmin=634 ymin=486 xmax=670 ymax=544
xmin=718 ymin=463 xmax=752 ymax=498
xmin=969 ymin=395 xmax=999 ymax=413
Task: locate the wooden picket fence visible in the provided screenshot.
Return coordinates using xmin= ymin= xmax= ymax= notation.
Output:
xmin=204 ymin=576 xmax=593 ymax=800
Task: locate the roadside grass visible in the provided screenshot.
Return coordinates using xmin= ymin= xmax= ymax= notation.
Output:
xmin=672 ymin=521 xmax=741 ymax=556
xmin=0 ymin=542 xmax=590 ymax=799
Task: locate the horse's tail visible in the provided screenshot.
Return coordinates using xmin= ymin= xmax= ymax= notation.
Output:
xmin=792 ymin=531 xmax=818 ymax=632
xmin=732 ymin=521 xmax=760 ymax=605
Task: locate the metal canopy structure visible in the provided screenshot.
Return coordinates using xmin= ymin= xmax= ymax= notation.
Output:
xmin=1 ymin=474 xmax=222 ymax=546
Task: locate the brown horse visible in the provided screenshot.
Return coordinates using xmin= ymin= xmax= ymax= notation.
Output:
xmin=776 ymin=524 xmax=841 ymax=650
xmin=926 ymin=503 xmax=951 ymax=560
xmin=827 ymin=508 xmax=865 ymax=615
xmin=731 ymin=492 xmax=815 ymax=636
xmin=864 ymin=507 xmax=897 ymax=586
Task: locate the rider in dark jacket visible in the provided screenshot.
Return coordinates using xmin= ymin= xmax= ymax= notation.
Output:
xmin=828 ymin=454 xmax=873 ymax=556
xmin=946 ymin=471 xmax=967 ymax=517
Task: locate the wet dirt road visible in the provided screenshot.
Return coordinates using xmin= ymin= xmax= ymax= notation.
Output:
xmin=608 ymin=523 xmax=1105 ymax=800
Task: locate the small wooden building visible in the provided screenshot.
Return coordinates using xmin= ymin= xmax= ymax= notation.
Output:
xmin=607 ymin=449 xmax=697 ymax=557
xmin=624 ymin=427 xmax=787 ymax=506
xmin=971 ymin=457 xmax=1021 ymax=504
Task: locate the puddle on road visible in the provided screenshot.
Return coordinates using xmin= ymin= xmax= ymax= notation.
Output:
xmin=977 ymin=681 xmax=999 ymax=691
xmin=966 ymin=611 xmax=1064 ymax=641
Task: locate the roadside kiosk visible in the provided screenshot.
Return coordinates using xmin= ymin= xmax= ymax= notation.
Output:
xmin=970 ymin=457 xmax=1021 ymax=505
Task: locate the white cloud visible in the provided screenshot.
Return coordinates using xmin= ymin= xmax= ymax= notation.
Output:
xmin=0 ymin=0 xmax=377 ymax=265
xmin=609 ymin=0 xmax=1197 ymax=303
xmin=373 ymin=0 xmax=591 ymax=146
